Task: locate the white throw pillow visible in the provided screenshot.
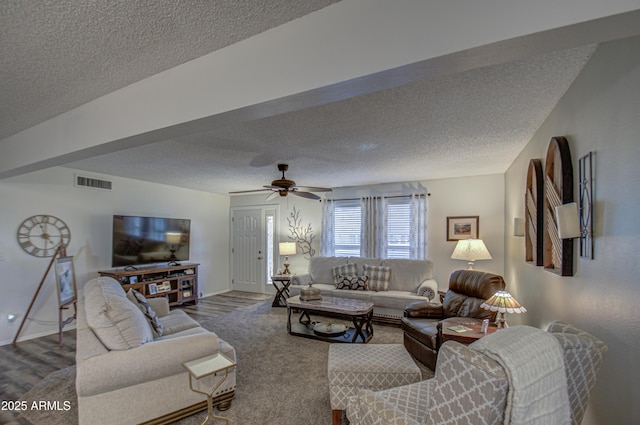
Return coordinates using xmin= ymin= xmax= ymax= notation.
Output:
xmin=84 ymin=277 xmax=153 ymax=350
xmin=364 ymin=264 xmax=391 ymax=291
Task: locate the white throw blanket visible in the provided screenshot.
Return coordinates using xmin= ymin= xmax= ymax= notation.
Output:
xmin=471 ymin=326 xmax=571 ymax=425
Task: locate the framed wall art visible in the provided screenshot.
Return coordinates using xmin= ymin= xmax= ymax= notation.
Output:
xmin=55 ymin=256 xmax=77 ymax=307
xmin=447 ymin=216 xmax=479 ymax=241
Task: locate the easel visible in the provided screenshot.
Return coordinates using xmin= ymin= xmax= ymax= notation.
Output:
xmin=12 ymin=244 xmax=77 ymax=347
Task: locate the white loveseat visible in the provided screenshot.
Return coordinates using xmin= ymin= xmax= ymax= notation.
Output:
xmin=76 ymin=277 xmax=236 ymax=425
xmin=289 ymin=256 xmax=438 ymax=322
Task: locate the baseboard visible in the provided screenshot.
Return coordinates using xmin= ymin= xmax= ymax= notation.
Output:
xmin=138 ymin=391 xmax=235 ymax=425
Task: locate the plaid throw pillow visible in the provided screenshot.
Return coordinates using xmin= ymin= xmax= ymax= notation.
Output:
xmin=332 ymin=263 xmax=358 ymax=284
xmin=336 ymin=275 xmax=369 ymax=291
xmin=364 ymin=264 xmax=391 ymax=291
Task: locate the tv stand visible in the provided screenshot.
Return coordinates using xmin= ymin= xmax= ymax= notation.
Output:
xmin=98 ymin=263 xmax=199 ymax=306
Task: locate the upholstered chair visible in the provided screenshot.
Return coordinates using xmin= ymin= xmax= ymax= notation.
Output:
xmin=546 ymin=321 xmax=608 ymax=425
xmin=346 ymin=323 xmax=607 ymax=425
xmin=401 ymin=269 xmax=505 ymax=369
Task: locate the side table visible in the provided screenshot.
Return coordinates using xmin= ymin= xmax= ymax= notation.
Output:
xmin=183 ymin=353 xmax=236 ymax=425
xmin=271 ymin=275 xmax=292 ymax=307
xmin=439 ymin=320 xmax=498 ymax=345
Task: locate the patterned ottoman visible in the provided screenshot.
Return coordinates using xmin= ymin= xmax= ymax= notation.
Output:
xmin=328 ymin=344 xmax=422 ymax=425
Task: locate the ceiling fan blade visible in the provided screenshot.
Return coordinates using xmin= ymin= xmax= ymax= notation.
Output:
xmin=229 ymin=188 xmax=271 ymax=194
xmin=265 ymin=191 xmax=279 ymax=201
xmin=290 ymin=191 xmax=321 ymax=200
xmin=296 ymin=186 xmax=332 ymax=192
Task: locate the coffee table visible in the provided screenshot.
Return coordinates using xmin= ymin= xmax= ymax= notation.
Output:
xmin=286 ymin=295 xmax=374 ymax=343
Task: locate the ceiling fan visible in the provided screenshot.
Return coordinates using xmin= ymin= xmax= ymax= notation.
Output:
xmin=229 ymin=163 xmax=332 ymax=201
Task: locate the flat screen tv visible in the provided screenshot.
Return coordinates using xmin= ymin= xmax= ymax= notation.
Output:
xmin=112 ymin=215 xmax=191 ymax=267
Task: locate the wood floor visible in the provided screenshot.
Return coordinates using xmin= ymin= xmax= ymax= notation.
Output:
xmin=0 ymin=290 xmax=271 ymax=425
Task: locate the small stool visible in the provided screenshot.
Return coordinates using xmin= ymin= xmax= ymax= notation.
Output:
xmin=328 ymin=344 xmax=422 ymax=425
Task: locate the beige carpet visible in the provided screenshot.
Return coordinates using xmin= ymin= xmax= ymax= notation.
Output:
xmin=20 ymin=301 xmax=430 ymax=425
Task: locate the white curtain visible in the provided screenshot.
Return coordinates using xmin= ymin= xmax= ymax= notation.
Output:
xmin=360 ymin=196 xmax=386 ymax=258
xmin=320 ymin=199 xmax=335 ymax=257
xmin=409 ymin=194 xmax=428 ymax=260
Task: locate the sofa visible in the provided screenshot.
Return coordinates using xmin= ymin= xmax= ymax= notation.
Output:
xmin=76 ymin=276 xmax=236 ymax=425
xmin=401 ymin=269 xmax=505 ymax=370
xmin=289 ymin=256 xmax=438 ymax=322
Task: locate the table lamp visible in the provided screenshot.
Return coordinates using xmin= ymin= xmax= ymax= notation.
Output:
xmin=480 ymin=290 xmax=527 ymax=328
xmin=279 ymin=242 xmax=297 ymax=275
xmin=451 ymin=239 xmax=492 ymax=269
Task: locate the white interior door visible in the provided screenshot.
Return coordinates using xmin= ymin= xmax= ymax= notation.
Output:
xmin=231 ymin=208 xmax=266 ymax=293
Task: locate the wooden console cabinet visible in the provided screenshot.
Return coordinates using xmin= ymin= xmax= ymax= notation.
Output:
xmin=98 ymin=263 xmax=199 ymax=306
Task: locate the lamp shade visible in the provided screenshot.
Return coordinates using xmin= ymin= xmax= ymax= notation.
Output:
xmin=555 ymin=202 xmax=581 ymax=239
xmin=278 ymin=242 xmax=297 ymax=256
xmin=165 ymin=232 xmax=182 ymax=244
xmin=451 ymin=239 xmax=492 ymax=261
xmin=481 ymin=291 xmax=527 ymax=314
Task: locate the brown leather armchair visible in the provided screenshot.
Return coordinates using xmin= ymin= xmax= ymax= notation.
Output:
xmin=401 ymin=269 xmax=506 ymax=370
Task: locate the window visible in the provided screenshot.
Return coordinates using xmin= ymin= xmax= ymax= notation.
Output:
xmin=324 ymin=195 xmax=427 ymax=259
xmin=334 ymin=201 xmax=361 ymax=256
xmin=266 ymin=213 xmax=275 ymax=283
xmin=386 ymin=198 xmax=411 ymax=259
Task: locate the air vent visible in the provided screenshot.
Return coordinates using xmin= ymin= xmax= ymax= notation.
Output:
xmin=75 ymin=175 xmax=112 ymax=190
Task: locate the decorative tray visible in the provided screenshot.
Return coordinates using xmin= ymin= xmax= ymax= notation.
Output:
xmin=313 ymin=322 xmax=347 ymax=337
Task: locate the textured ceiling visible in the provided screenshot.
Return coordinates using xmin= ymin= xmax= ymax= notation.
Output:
xmin=0 ymin=1 xmax=601 ymax=194
xmin=0 ymin=0 xmax=341 ymax=139
xmin=65 ymin=45 xmax=596 ymax=192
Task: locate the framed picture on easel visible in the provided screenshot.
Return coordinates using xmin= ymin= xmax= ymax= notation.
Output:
xmin=55 ymin=256 xmax=77 ymax=307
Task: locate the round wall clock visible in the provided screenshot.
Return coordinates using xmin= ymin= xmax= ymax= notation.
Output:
xmin=17 ymin=214 xmax=71 ymax=257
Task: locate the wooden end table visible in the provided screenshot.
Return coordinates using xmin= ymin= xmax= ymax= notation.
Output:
xmin=183 ymin=353 xmax=236 ymax=425
xmin=440 ymin=321 xmax=498 ymax=345
xmin=271 ymin=275 xmax=292 ymax=307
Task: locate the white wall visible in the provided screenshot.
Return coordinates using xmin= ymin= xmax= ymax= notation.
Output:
xmin=0 ymin=167 xmax=229 ymax=345
xmin=425 ymin=174 xmax=505 ymax=286
xmin=504 ymin=35 xmax=640 ymax=425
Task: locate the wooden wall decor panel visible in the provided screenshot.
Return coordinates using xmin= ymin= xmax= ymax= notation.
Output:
xmin=525 ymin=159 xmax=544 ymax=266
xmin=543 ymin=136 xmax=575 ymax=276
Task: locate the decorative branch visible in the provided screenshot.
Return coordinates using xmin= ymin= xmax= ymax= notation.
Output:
xmin=287 ymin=206 xmax=315 ymax=259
